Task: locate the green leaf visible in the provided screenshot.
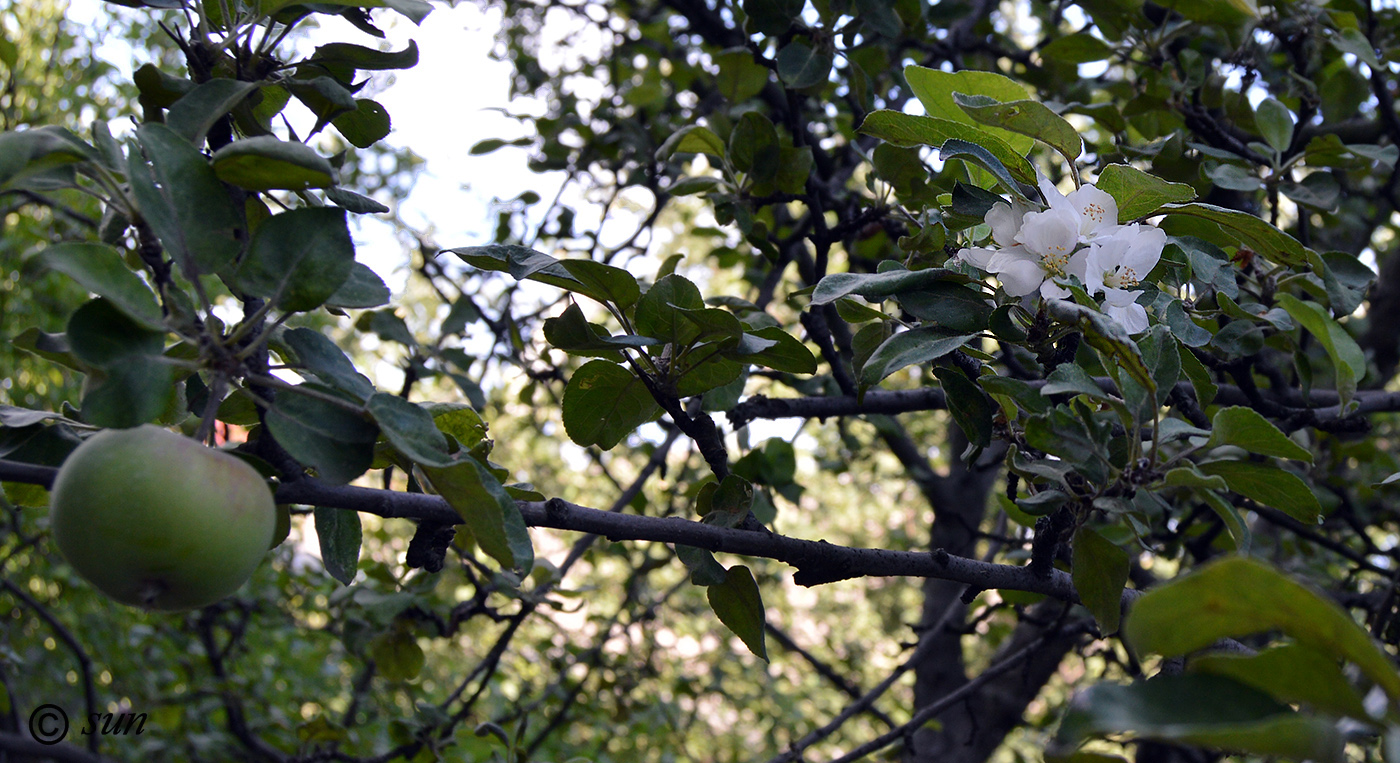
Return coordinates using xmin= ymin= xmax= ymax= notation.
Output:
xmin=730 ymin=327 xmax=817 ymax=374
xmin=333 ymin=99 xmax=392 ymax=148
xmin=1196 ymin=460 xmax=1322 ymax=524
xmin=370 ymin=628 xmax=425 ymax=682
xmin=368 ymin=393 xmax=453 ymax=467
xmin=1126 ymin=556 xmax=1400 ymax=704
xmin=211 ymin=136 xmax=336 ymax=191
xmin=811 ymin=266 xmax=962 ymax=305
xmin=1199 ymin=489 xmax=1251 ymax=551
xmin=857 ymin=110 xmax=1035 ymax=184
xmin=635 ymin=274 xmax=706 ymax=345
xmin=774 ymin=40 xmax=832 ymax=89
xmin=449 ymin=244 xmax=612 ymax=303
xmin=729 ymin=111 xmax=780 ymax=183
xmin=932 ymin=366 xmax=993 ymax=448
xmin=835 ymin=297 xmax=887 ymax=323
xmin=674 ymin=176 xmax=725 ymax=197
xmin=1331 ymin=27 xmax=1382 ymax=68
xmin=1162 ymin=465 xmax=1227 ymax=492
xmin=67 ymin=298 xmax=173 ymax=428
xmin=10 ymin=328 xmax=77 ymax=372
xmin=129 ymin=123 xmax=244 ymax=274
xmin=1255 ymin=98 xmax=1294 ymax=153
xmin=259 ymin=0 xmax=433 ymax=23
xmin=952 ymin=92 xmax=1082 ymax=165
xmin=980 ymin=375 xmax=1051 ymax=415
xmin=165 ymin=78 xmax=260 ymax=146
xmin=655 ymin=124 xmax=726 ymax=160
xmin=543 ymin=304 xmax=659 ymax=358
xmin=310 ymin=40 xmax=419 ymax=71
xmin=676 ymin=307 xmax=744 ymax=344
xmin=1321 ymin=251 xmax=1374 ymax=316
xmin=675 ymin=355 xmax=744 ymax=398
xmin=0 ymin=32 xmax=16 ymax=70
xmin=356 ymin=310 xmax=413 ymax=348
xmin=326 ymin=187 xmax=390 ymax=214
xmin=561 ymin=360 xmax=660 ymax=450
xmin=714 ymin=48 xmax=769 ymax=102
xmin=39 ymin=243 xmax=163 ymax=330
xmin=420 ymin=458 xmax=533 ymax=572
xmin=0 ymin=126 xmax=96 ymax=190
xmin=1205 ymin=406 xmax=1312 ymax=462
xmin=558 ymin=260 xmax=642 ymax=309
xmin=741 ymin=0 xmax=803 ymax=34
xmin=707 ymin=565 xmax=768 ymax=661
xmin=1043 ymin=362 xmax=1113 ymax=401
xmin=698 ymin=473 xmax=755 ymax=529
xmin=424 ymin=403 xmax=488 ymax=451
xmin=286 ymin=76 xmax=358 ymax=133
xmin=897 ymin=281 xmax=994 ymax=333
xmin=1276 ymin=293 xmax=1365 ymax=406
xmin=133 ymin=62 xmax=193 ymax=110
xmin=1159 ymin=203 xmax=1313 ymax=270
xmin=676 ymin=545 xmax=728 ymax=586
xmin=1056 ymin=674 xmax=1343 ymax=763
xmin=264 ymin=388 xmax=378 ymax=484
xmin=1040 ymin=32 xmax=1114 ymax=64
xmin=1023 ymin=405 xmax=1111 ymax=484
xmin=902 ymin=64 xmax=1035 ymax=154
xmin=1095 ymin=165 xmax=1197 ymax=222
xmin=283 ymin=327 xmax=375 ymax=401
xmin=236 ymin=207 xmax=355 ymax=312
xmin=938 ymin=138 xmax=1029 ymax=198
xmin=1190 ymin=643 xmax=1370 ymax=719
xmin=1162 ymin=298 xmax=1211 ymax=347
xmin=314 ymin=507 xmax=362 ymax=585
xmin=859 ymin=327 xmax=973 ymax=388
xmin=326 ymin=262 xmax=391 ymax=309
xmin=1177 ymin=341 xmax=1218 ymax=404
xmin=1046 ymin=299 xmax=1155 ymax=394
xmin=1169 ymin=0 xmax=1260 ymax=25
xmin=1071 ymin=526 xmax=1129 ymax=634
xmin=249 ymin=84 xmax=291 ymax=131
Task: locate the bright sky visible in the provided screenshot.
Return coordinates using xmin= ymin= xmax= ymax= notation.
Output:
xmin=65 ymin=0 xmax=558 ymax=290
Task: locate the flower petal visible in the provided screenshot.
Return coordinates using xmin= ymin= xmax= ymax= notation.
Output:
xmin=1068 ymin=183 xmax=1119 ymax=238
xmin=957 ymin=246 xmax=998 ymax=269
xmin=991 ymin=256 xmax=1047 ymax=297
xmin=1105 ymin=301 xmax=1149 ymax=334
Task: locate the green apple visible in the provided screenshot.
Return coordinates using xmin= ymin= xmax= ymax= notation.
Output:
xmin=50 ymin=425 xmax=276 ymax=611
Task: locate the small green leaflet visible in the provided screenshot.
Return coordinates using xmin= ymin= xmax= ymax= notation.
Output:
xmin=561 ymin=360 xmax=660 ymax=450
xmin=314 ymin=506 xmax=362 ymax=585
xmin=1126 ymin=556 xmax=1400 ymax=704
xmin=707 ymin=565 xmax=768 ymax=661
xmin=1205 ymin=406 xmax=1312 ymax=462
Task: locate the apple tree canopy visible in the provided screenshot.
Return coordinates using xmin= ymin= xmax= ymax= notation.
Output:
xmin=6 ymin=0 xmax=1400 ymax=761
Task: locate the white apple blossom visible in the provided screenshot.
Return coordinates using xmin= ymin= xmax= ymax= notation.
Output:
xmin=986 ymin=204 xmax=1085 ymax=297
xmin=953 ymin=175 xmax=1165 ymax=334
xmin=955 ymin=198 xmax=1032 ymax=270
xmin=1083 ymin=224 xmax=1166 ymax=333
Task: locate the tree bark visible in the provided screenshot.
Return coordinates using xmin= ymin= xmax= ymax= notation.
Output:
xmin=902 ymin=427 xmax=1083 ymax=763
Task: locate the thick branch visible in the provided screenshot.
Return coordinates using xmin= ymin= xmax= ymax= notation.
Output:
xmin=0 ymin=460 xmax=1087 ymax=600
xmin=726 ymin=379 xmax=1400 ymax=428
xmin=0 ymin=732 xmax=116 ymax=763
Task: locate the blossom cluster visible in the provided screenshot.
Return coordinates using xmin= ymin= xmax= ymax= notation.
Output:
xmin=955 ymin=178 xmax=1165 ymax=333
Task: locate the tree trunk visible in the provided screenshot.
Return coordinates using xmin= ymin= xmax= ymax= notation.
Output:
xmin=902 ymin=427 xmax=1084 ymax=763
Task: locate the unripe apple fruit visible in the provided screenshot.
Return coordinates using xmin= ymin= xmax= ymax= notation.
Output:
xmin=49 ymin=425 xmax=276 ymax=611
